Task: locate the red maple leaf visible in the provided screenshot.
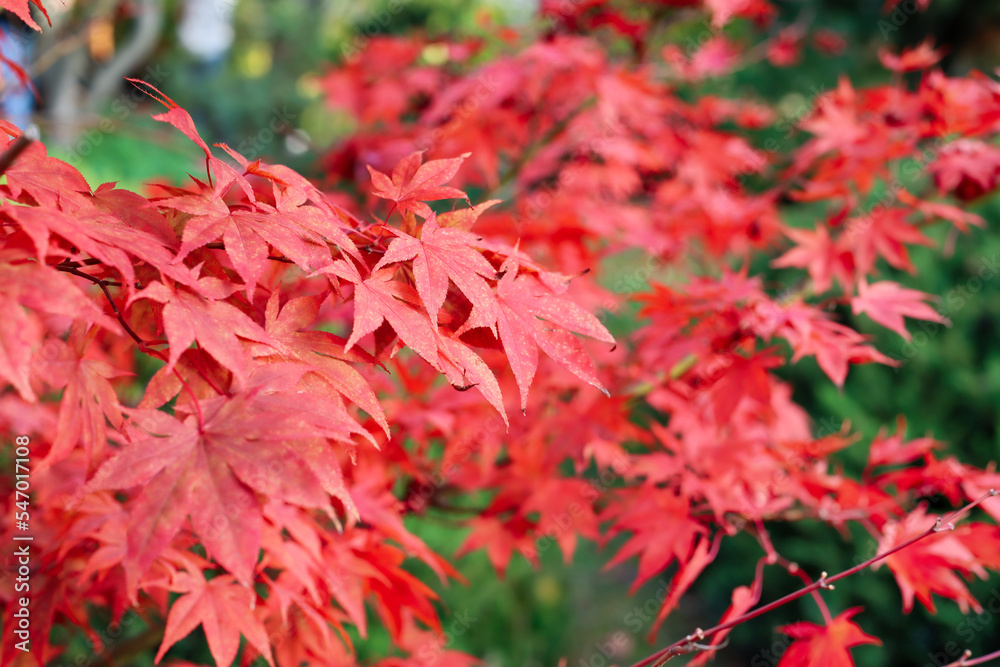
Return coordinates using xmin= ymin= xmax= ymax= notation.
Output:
xmin=772 ymin=226 xmax=845 ymax=294
xmin=258 ymin=291 xmax=389 ymax=436
xmin=874 ymin=509 xmax=986 ymax=614
xmin=0 ymin=0 xmax=50 ymax=32
xmin=320 ymin=258 xmax=439 ymax=365
xmin=489 ymin=254 xmax=614 ymax=412
xmin=0 ymin=249 xmax=117 ymax=401
xmin=153 ymin=570 xmax=273 ymax=666
xmin=367 ymin=151 xmax=470 ymax=218
xmin=133 ymin=279 xmax=280 ymax=391
xmin=866 ymin=416 xmax=941 ymax=468
xmin=87 ymin=377 xmax=358 ymax=594
xmin=777 ymin=608 xmax=880 ymax=667
xmin=851 ymin=279 xmax=949 ymax=341
xmin=878 ymin=39 xmax=944 ymax=73
xmin=375 ymin=212 xmax=500 ymax=330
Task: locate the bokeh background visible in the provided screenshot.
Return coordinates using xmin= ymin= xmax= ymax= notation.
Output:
xmin=3 ymin=0 xmax=999 ymax=665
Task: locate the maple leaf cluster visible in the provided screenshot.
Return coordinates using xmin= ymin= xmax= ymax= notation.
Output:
xmin=1 ymin=1 xmax=1000 ymax=667
xmin=315 ymin=3 xmax=1000 ymax=665
xmin=0 ymin=79 xmax=612 ymax=665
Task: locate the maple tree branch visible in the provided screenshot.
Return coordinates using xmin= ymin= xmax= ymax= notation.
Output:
xmin=56 ymin=259 xmax=216 ymax=427
xmin=204 ymin=242 xmax=295 ymax=263
xmin=57 ymin=257 xmax=105 ymax=268
xmin=629 ymin=489 xmax=999 ymax=667
xmin=945 ymin=648 xmax=1000 ymax=667
xmin=55 ymin=262 xmax=211 ymax=424
xmin=56 ymin=264 xmax=145 ymax=346
xmin=772 ymin=555 xmax=833 ymax=625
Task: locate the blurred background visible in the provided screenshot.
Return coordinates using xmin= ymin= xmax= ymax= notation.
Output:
xmin=3 ymin=0 xmax=999 ymax=665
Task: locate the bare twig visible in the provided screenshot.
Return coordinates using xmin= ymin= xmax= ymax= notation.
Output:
xmin=945 ymin=648 xmax=1000 ymax=667
xmin=628 ymin=490 xmax=999 ymax=667
xmin=55 ymin=264 xmax=144 ymax=346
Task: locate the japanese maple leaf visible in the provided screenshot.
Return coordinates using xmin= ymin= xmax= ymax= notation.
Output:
xmin=132 ymin=279 xmax=280 ymax=391
xmin=436 ymin=198 xmax=500 ymax=231
xmin=778 ymin=303 xmax=896 ymax=387
xmin=772 ymin=226 xmax=844 ymax=294
xmin=866 ymin=416 xmax=941 ymax=468
xmin=649 ymin=535 xmax=720 ymax=636
xmin=846 ymin=208 xmax=934 ymax=276
xmin=455 ymin=515 xmax=537 ymax=576
xmin=689 ymin=576 xmax=763 ymax=665
xmin=487 ymin=255 xmax=614 ymax=411
xmin=898 ymin=188 xmax=985 ymax=233
xmin=436 ymin=330 xmax=508 ymax=426
xmin=928 ymin=139 xmax=1000 ymax=199
xmin=601 ymin=488 xmax=706 ymax=593
xmin=318 ymin=259 xmax=439 ymax=365
xmin=44 ymin=331 xmax=128 ymax=470
xmin=9 ymin=205 xmax=199 ymax=296
xmin=132 ymin=79 xmax=255 ymax=202
xmin=89 ymin=382 xmax=358 ymax=594
xmin=154 ymin=571 xmax=273 ymax=667
xmin=3 ymin=140 xmax=90 ymax=207
xmin=0 ymin=0 xmax=50 ymax=31
xmin=873 ymin=509 xmax=986 ymax=614
xmin=87 ymin=408 xmax=262 ymax=594
xmin=0 ymin=249 xmax=116 ymax=401
xmin=777 ymin=608 xmax=880 ymax=667
xmin=709 ymin=351 xmax=779 ymax=423
xmin=367 ymin=151 xmax=470 ymax=218
xmin=878 ymin=39 xmax=944 ymax=73
xmin=851 ymin=279 xmax=948 ymax=341
xmin=259 ymin=292 xmax=389 ymax=435
xmin=163 ymin=194 xmax=335 ymax=301
xmin=375 ymin=213 xmax=500 ymax=331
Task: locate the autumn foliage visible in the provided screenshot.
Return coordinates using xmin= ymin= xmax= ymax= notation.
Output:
xmin=2 ymin=0 xmax=1000 ymax=666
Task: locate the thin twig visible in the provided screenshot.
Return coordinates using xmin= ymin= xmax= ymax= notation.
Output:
xmin=945 ymin=648 xmax=1000 ymax=667
xmin=628 ymin=490 xmax=999 ymax=667
xmin=56 ymin=265 xmax=144 ymax=346
xmin=204 ymin=242 xmax=296 ymax=264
